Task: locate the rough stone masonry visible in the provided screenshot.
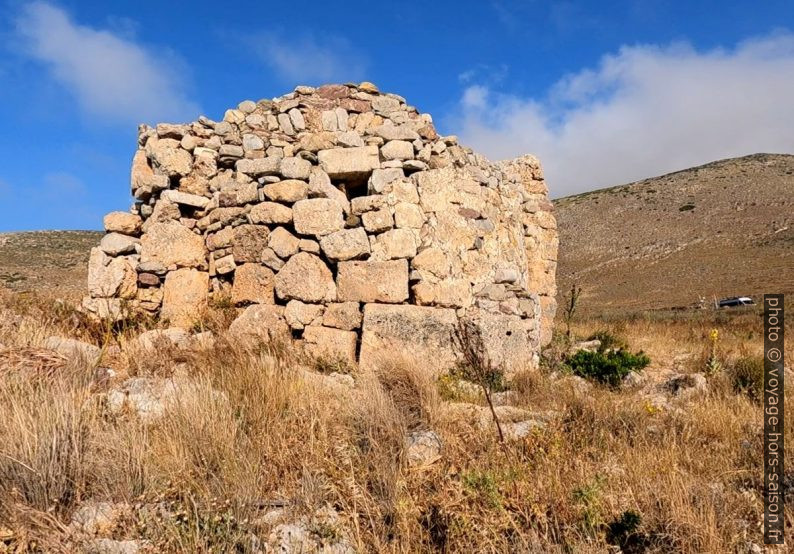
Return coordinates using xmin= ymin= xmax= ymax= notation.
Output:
xmin=84 ymin=82 xmax=558 ymax=373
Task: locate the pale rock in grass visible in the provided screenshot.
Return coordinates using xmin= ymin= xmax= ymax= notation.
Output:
xmin=44 ymin=336 xmax=101 ymax=365
xmin=134 ymin=328 xmax=192 ymax=351
xmin=405 ymin=430 xmax=442 ymax=467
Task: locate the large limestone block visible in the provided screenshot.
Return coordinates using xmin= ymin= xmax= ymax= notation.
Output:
xmin=303 ymin=325 xmax=357 ymax=366
xmin=228 ymin=304 xmax=289 ymax=343
xmin=359 ymin=304 xmax=458 ymax=373
xmin=232 ymin=263 xmax=275 ymax=305
xmin=466 ymin=311 xmax=540 ymax=375
xmin=322 ymin=302 xmax=362 ymax=331
xmin=87 ymin=248 xmax=137 ymax=298
xmin=336 ymin=260 xmax=408 ymax=303
xmin=274 ymin=252 xmax=336 ymax=303
xmin=140 ymin=222 xmax=207 ymax=268
xmin=292 ymin=198 xmax=344 ymax=237
xmin=319 ymin=228 xmax=370 ymax=261
xmin=317 ymin=146 xmax=379 ymax=178
xmin=161 ymin=268 xmax=209 ymax=328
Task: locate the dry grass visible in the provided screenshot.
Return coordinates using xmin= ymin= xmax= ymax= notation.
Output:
xmin=0 ymin=291 xmax=791 ymax=552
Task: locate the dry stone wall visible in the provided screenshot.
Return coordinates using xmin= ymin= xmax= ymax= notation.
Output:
xmin=84 ymin=82 xmax=557 ymax=373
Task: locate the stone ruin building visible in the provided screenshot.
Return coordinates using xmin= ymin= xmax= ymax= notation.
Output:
xmin=83 ymin=82 xmax=558 ymax=373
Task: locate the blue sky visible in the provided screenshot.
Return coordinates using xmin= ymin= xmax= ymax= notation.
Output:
xmin=1 ymin=0 xmax=793 ymax=231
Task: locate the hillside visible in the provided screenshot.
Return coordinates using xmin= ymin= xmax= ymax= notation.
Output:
xmin=0 ymin=230 xmax=101 ymax=298
xmin=554 ymin=153 xmax=794 ymax=313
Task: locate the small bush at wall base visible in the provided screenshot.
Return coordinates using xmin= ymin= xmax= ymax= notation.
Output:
xmin=566 ymin=349 xmax=650 ymax=387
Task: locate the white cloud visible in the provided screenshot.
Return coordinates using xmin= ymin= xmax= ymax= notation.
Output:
xmin=452 ymin=32 xmax=794 ymax=197
xmin=253 ymin=32 xmax=368 ymax=85
xmin=15 ymin=2 xmax=200 ymax=124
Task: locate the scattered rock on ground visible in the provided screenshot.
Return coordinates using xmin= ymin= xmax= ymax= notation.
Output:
xmin=405 ymin=430 xmax=442 ymax=467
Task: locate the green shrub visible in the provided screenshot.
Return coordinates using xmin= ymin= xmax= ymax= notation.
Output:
xmin=729 ymin=356 xmax=764 ymax=401
xmin=566 ymin=349 xmax=650 ymax=387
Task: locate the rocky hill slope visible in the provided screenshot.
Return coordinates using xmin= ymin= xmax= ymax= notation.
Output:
xmin=0 ymin=231 xmax=101 ymax=298
xmin=554 ymin=153 xmax=794 ymax=313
